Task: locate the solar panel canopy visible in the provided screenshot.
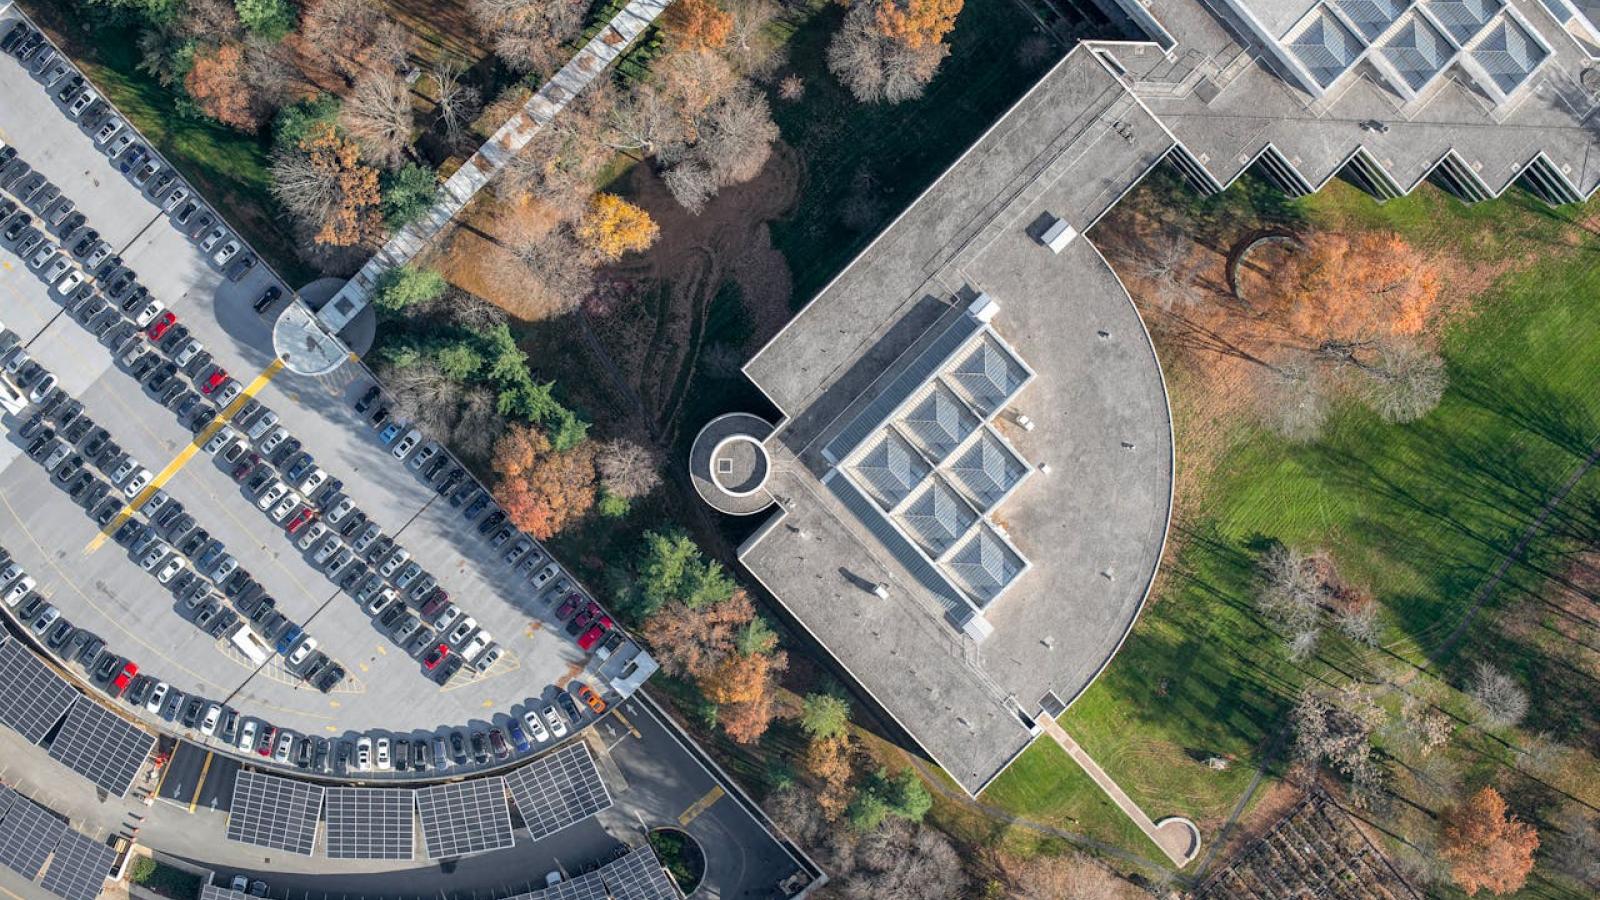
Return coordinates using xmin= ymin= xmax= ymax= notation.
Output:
xmin=40 ymin=829 xmax=116 ymax=900
xmin=48 ymin=700 xmax=154 ymax=797
xmin=226 ymin=770 xmax=323 ymax=856
xmin=0 ymin=639 xmax=79 ymax=743
xmin=416 ymin=778 xmax=514 ymax=858
xmin=505 ymin=743 xmax=612 ymax=840
xmin=544 ymin=871 xmax=606 ymax=900
xmin=199 ymin=884 xmax=251 ymax=900
xmin=602 ymin=845 xmax=681 ymax=900
xmin=0 ymin=793 xmax=68 ymax=880
xmin=325 ymin=787 xmax=414 ymax=860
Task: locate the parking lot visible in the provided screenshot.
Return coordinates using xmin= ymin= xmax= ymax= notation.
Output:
xmin=0 ymin=8 xmax=633 ymax=777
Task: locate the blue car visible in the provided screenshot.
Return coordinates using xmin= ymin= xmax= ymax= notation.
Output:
xmin=118 ymin=146 xmax=146 ymax=174
xmin=506 ymin=719 xmax=531 ymax=753
xmin=378 ymin=422 xmax=402 ymax=445
xmin=275 ymin=624 xmax=303 ymax=655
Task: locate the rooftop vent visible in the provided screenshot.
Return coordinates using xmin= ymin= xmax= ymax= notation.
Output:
xmin=1040 ymin=216 xmax=1077 ymax=254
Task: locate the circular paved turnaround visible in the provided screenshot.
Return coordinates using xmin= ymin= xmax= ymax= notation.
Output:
xmin=690 ymin=413 xmax=776 ymax=515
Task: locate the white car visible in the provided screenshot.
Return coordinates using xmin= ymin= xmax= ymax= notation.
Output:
xmin=2 ymin=575 xmax=33 ymax=607
xmin=288 ymin=636 xmax=318 ymax=667
xmin=375 ymin=737 xmax=391 ymax=770
xmin=202 ymin=426 xmax=238 ymax=455
xmin=365 ymin=588 xmax=396 ymax=616
xmin=299 ymin=467 xmax=327 ymax=496
xmin=391 ymin=429 xmax=422 ymax=460
xmin=139 ymin=545 xmax=168 ymax=572
xmin=256 ymin=481 xmax=288 ymax=511
xmin=350 ymin=521 xmax=380 ymax=553
xmin=93 ymin=117 xmax=124 ymax=145
xmin=140 ymin=490 xmax=171 ymax=516
xmin=312 ymin=536 xmax=343 ymax=565
xmin=245 ymin=410 xmax=278 ymax=441
xmin=295 ymin=521 xmax=328 ymax=552
xmin=273 ymin=731 xmax=293 ymax=764
xmin=448 ymin=617 xmax=478 ymax=645
xmin=200 ymin=704 xmax=221 ymax=736
xmin=356 ymin=736 xmax=373 ymax=771
xmin=155 ymin=555 xmax=184 ymax=584
xmin=121 ymin=467 xmax=152 ymax=498
xmin=110 ymin=456 xmax=138 ymax=484
xmin=131 ymin=298 xmax=164 ymax=328
xmin=213 ymin=240 xmax=241 ymax=266
xmin=326 ymin=496 xmax=356 ymax=524
xmin=161 ymin=185 xmax=189 ymax=212
xmin=378 ymin=547 xmax=410 ymax=578
xmin=269 ymin=494 xmax=300 ymax=522
xmin=199 ymin=226 xmax=228 ymax=252
xmin=407 ymin=442 xmax=439 ymax=471
xmin=172 ymin=338 xmax=203 ymax=368
xmin=214 ymin=380 xmax=243 ymax=407
xmin=433 ymin=604 xmax=461 ymax=633
xmin=147 ymin=682 xmax=170 ymax=715
xmin=236 ymin=719 xmax=258 ymax=752
xmin=28 ymin=245 xmax=55 ymax=270
xmin=28 ymin=373 xmax=57 ymax=405
xmin=394 ymin=561 xmax=423 ymax=588
xmin=522 ymin=710 xmax=550 ymax=743
xmin=461 ymin=631 xmax=492 ymax=662
xmin=257 ymin=426 xmax=288 ymax=455
xmin=106 ymin=131 xmax=134 ymax=158
xmin=543 ymin=706 xmax=568 ymax=738
xmin=67 ymin=88 xmax=98 ymax=118
xmin=54 ymin=269 xmax=84 ymax=296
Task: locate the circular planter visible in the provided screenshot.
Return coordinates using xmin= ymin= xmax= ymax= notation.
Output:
xmin=648 ymin=826 xmax=706 ymax=896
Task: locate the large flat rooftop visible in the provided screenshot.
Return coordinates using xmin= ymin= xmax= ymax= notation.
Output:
xmin=739 ymin=48 xmax=1177 ymax=794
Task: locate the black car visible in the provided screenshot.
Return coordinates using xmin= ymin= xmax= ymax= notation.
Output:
xmin=207 ymin=608 xmax=239 ymax=638
xmin=1 ymin=22 xmax=31 ymax=53
xmin=469 ymin=731 xmax=489 ymax=764
xmin=252 ymin=285 xmax=282 ymax=315
xmin=449 ymin=731 xmax=468 ymax=765
xmin=65 ymin=471 xmax=93 ymax=501
xmin=393 ymin=738 xmax=410 ymax=772
xmin=147 ymin=362 xmax=178 ymax=392
xmin=477 ymin=510 xmax=506 ymax=536
xmin=92 ymin=652 xmax=121 ymax=683
xmin=434 ymin=655 xmax=463 ymax=685
xmin=294 ymin=737 xmax=312 ymax=769
xmin=46 ymin=618 xmax=74 ymax=649
xmin=225 ymin=254 xmax=256 ymax=282
xmin=17 ymin=413 xmax=46 ymax=441
xmin=353 ymin=385 xmax=380 ymax=413
xmin=17 ymin=594 xmax=47 ymax=624
xmin=92 ymin=498 xmax=120 ymax=526
xmin=126 ymin=675 xmax=155 ymax=707
xmin=301 ymin=652 xmax=329 ymax=682
xmin=412 ymin=739 xmax=428 ymax=771
xmin=313 ymin=664 xmax=343 ymax=693
xmin=450 ymin=483 xmax=479 ymax=508
xmin=181 ymin=696 xmax=205 ymax=728
xmin=558 ymin=691 xmax=582 ymax=723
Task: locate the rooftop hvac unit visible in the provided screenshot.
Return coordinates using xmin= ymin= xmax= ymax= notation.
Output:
xmin=1040 ymin=216 xmax=1077 ymax=254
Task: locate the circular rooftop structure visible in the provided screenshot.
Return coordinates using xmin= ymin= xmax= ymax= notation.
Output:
xmin=691 ymin=413 xmax=776 ymax=515
xmin=270 ymin=277 xmax=370 ymax=376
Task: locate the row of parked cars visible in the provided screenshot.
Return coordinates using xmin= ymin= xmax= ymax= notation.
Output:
xmin=0 ymin=545 xmax=135 ymax=698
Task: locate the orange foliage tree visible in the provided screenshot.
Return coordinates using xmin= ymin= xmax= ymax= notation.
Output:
xmin=803 ymin=733 xmax=855 ymax=819
xmin=641 ymin=590 xmax=784 ymax=744
xmin=1261 ymin=231 xmax=1440 ymax=349
xmin=663 ymin=0 xmax=734 ymax=50
xmin=1440 ymin=786 xmax=1539 ymax=896
xmin=489 ymin=424 xmax=596 ymax=539
xmin=185 ymin=42 xmax=264 ymax=131
xmin=874 ymin=0 xmax=964 ymax=48
xmin=303 ymin=123 xmax=383 ymax=246
xmin=576 ymin=193 xmax=659 ymax=261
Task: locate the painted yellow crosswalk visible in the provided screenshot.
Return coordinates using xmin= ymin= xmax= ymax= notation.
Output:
xmin=677 ymin=785 xmax=724 ymax=826
xmin=84 ymin=358 xmax=285 ymax=553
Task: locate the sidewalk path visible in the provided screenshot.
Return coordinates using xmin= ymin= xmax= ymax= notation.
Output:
xmin=315 ymin=0 xmax=673 ymax=336
xmin=1035 ymin=712 xmax=1201 ymax=868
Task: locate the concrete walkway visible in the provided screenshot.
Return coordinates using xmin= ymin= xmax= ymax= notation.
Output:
xmin=315 ymin=0 xmax=673 ymax=336
xmin=1035 ymin=712 xmax=1200 ymax=868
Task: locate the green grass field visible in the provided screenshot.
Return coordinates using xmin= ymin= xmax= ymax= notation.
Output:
xmin=981 ymin=179 xmax=1600 ymax=892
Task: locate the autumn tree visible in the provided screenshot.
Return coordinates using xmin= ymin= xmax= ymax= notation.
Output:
xmin=829 ymin=1 xmax=948 ymax=104
xmin=577 ymin=193 xmax=659 ymax=261
xmin=1003 ymin=851 xmax=1138 ymax=900
xmin=1440 ymin=786 xmax=1538 ymax=895
xmin=1293 ymin=686 xmax=1387 ymax=807
xmin=186 ymin=42 xmax=266 ymax=130
xmin=664 ymin=0 xmax=733 ymax=50
xmin=489 ymin=424 xmax=596 ymax=539
xmin=705 ymin=648 xmax=786 ymax=744
xmin=641 ymin=590 xmax=754 ymax=680
xmin=300 ymin=0 xmax=406 ymax=87
xmin=341 ymin=72 xmax=413 ymax=168
xmin=874 ymin=0 xmax=964 ymax=48
xmin=801 ymin=733 xmax=855 ymax=819
xmin=269 ymin=122 xmax=384 ymax=247
xmin=1261 ymin=232 xmax=1441 ymax=350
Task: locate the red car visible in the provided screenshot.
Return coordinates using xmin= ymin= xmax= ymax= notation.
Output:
xmin=285 ymin=507 xmax=316 ymax=534
xmin=422 ymin=643 xmax=449 ymax=670
xmin=577 ymin=616 xmax=613 ymax=651
xmin=201 ymin=368 xmax=228 ymax=394
xmin=146 ymin=311 xmax=177 ymax=341
xmin=110 ymin=661 xmax=138 ymax=697
xmin=555 ymin=594 xmax=581 ymax=620
xmin=572 ymin=601 xmax=602 ymax=631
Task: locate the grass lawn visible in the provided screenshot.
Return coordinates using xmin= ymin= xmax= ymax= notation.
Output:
xmin=981 ymin=178 xmax=1600 ymax=890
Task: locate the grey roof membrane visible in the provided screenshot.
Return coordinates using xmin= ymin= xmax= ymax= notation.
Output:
xmin=1378 ymin=13 xmax=1454 ymax=90
xmin=1287 ymin=6 xmax=1365 ymax=86
xmin=1469 ymin=14 xmax=1548 ymax=93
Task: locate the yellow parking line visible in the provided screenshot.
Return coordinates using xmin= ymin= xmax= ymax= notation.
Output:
xmin=84 ymin=358 xmax=285 ymax=553
xmin=677 ymin=785 xmax=724 ymax=827
xmin=610 ymin=708 xmax=641 ymax=739
xmin=187 ymin=751 xmax=214 ymax=813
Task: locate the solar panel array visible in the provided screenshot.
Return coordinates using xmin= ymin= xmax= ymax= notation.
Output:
xmin=48 ymin=700 xmax=155 ymax=797
xmin=226 ymin=770 xmax=323 ymax=856
xmin=544 ymin=871 xmax=606 ymax=900
xmin=0 ymin=639 xmax=79 ymax=743
xmin=415 ymin=778 xmax=513 ymax=858
xmin=504 ymin=742 xmax=612 ymax=840
xmin=39 ymin=829 xmax=116 ymax=900
xmin=602 ymin=845 xmax=681 ymax=900
xmin=0 ymin=793 xmax=68 ymax=880
xmin=325 ymin=787 xmax=413 ymax=860
xmin=199 ymin=884 xmax=250 ymax=900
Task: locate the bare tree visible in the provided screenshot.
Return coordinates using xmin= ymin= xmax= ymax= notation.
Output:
xmin=499 ymin=85 xmax=614 ymax=215
xmin=342 ymin=72 xmax=413 ymax=168
xmin=1468 ymin=662 xmax=1528 ymax=729
xmin=1398 ymin=695 xmax=1453 ymax=757
xmin=1257 ymin=544 xmax=1326 ymax=658
xmin=452 ymin=386 xmax=505 ymax=463
xmin=432 ymin=60 xmax=483 ymax=149
xmin=503 ymin=222 xmax=597 ymax=314
xmin=380 ymin=358 xmax=464 ymax=438
xmin=604 ymin=85 xmax=686 ymax=156
xmin=444 ymin=291 xmax=508 ymax=333
xmin=470 ymin=0 xmax=587 ymax=76
xmin=1258 ymin=354 xmax=1330 ymax=443
xmin=269 ymin=148 xmax=343 ymax=234
xmin=596 ymin=438 xmax=663 ymax=500
xmin=1361 ymin=337 xmax=1447 ymax=424
xmin=663 ymin=160 xmax=719 ymax=214
xmin=697 ymin=88 xmax=778 ymax=184
xmin=302 ymin=0 xmax=405 ymax=86
xmin=1335 ymin=602 xmax=1380 ymax=647
xmin=1551 ymin=810 xmax=1600 ymax=889
xmin=1124 ymin=226 xmax=1196 ymax=310
xmin=1005 ymin=851 xmax=1135 ymax=900
xmin=1293 ymin=687 xmax=1386 ymax=805
xmin=244 ymin=35 xmax=307 ymax=109
xmin=724 ymin=0 xmax=784 ymax=79
xmin=840 ymin=821 xmax=966 ymax=900
xmin=827 ymin=2 xmax=947 ymax=105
